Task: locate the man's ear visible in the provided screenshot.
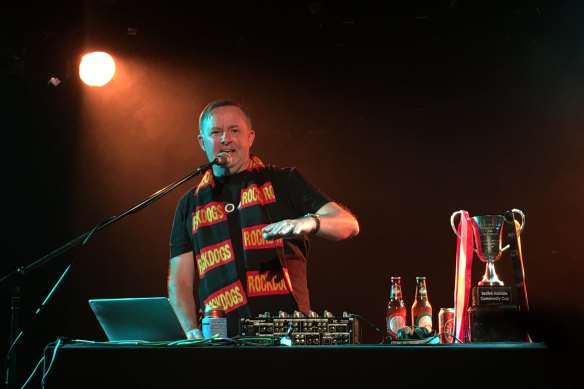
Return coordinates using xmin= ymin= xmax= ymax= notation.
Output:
xmin=198 ymin=134 xmax=205 ymax=151
xmin=248 ymin=130 xmax=255 ymax=147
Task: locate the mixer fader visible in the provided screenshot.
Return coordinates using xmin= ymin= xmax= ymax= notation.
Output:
xmin=239 ymin=310 xmax=359 ymax=345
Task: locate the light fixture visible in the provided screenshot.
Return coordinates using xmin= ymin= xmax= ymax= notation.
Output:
xmin=79 ymin=51 xmax=116 ymax=87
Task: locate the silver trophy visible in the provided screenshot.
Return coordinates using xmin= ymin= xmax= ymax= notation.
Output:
xmin=450 ymin=209 xmax=525 ymax=286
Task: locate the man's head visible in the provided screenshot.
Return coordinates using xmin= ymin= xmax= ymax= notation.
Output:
xmin=198 ymin=100 xmax=255 ymax=176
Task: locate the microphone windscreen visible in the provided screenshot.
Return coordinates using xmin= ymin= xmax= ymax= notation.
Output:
xmin=215 ymin=152 xmax=231 ymax=167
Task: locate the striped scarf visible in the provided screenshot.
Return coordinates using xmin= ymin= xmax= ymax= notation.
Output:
xmin=192 ymin=155 xmax=296 ymax=333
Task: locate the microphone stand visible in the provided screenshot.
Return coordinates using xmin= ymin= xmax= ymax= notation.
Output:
xmin=1 ymin=157 xmax=219 ymax=389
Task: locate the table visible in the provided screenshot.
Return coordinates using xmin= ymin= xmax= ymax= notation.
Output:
xmin=41 ymin=340 xmax=573 ymax=388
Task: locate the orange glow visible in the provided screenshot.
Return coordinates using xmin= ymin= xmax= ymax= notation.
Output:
xmin=79 ymin=51 xmax=116 ymax=86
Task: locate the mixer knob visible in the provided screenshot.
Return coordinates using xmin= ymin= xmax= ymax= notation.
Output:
xmin=323 ymin=310 xmax=334 ymax=318
xmin=342 ymin=311 xmax=350 ymax=319
xmin=292 ymin=310 xmax=305 ymax=318
xmin=278 ymin=310 xmax=290 ymax=318
xmin=262 ymin=311 xmax=271 ymax=318
xmin=307 ymin=310 xmax=319 ymax=318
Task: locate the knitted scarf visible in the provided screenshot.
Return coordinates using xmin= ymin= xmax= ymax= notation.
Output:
xmin=192 ymin=155 xmax=294 ymax=324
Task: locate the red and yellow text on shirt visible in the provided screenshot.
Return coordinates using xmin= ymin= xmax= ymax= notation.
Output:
xmin=242 ymin=224 xmax=283 ymax=250
xmin=239 ymin=182 xmax=276 ymax=208
xmin=196 ymin=239 xmax=235 ymax=279
xmin=195 ymin=170 xmax=215 ymax=195
xmin=246 ymin=270 xmax=290 ymax=297
xmin=203 ymin=280 xmax=247 ymax=314
xmin=192 ymin=201 xmax=226 ymax=233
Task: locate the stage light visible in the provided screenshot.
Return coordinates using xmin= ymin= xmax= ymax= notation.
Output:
xmin=79 ymin=51 xmax=116 ymax=86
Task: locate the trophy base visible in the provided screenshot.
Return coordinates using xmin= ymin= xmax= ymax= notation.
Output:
xmin=468 ymin=304 xmax=527 ymax=342
xmin=468 ymin=285 xmax=527 ymax=342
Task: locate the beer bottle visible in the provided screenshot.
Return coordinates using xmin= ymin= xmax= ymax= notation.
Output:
xmin=411 ymin=276 xmax=433 ymax=331
xmin=386 ymin=276 xmax=407 ymax=340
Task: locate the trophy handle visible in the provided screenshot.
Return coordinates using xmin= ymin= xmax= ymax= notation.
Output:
xmin=450 ymin=211 xmax=462 ymax=238
xmin=512 ymin=208 xmax=526 ymax=235
xmin=501 ymin=208 xmax=525 ymax=252
xmin=450 ymin=211 xmax=479 ymax=254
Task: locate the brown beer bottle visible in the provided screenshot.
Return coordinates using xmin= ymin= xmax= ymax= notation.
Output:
xmin=386 ymin=276 xmax=407 ymax=340
xmin=411 ymin=276 xmax=433 ymax=331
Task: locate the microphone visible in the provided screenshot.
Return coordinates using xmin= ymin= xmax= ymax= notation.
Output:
xmin=213 ymin=152 xmax=231 ymax=167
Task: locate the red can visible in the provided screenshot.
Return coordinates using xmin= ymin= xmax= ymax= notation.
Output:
xmin=439 ymin=308 xmax=455 ymax=343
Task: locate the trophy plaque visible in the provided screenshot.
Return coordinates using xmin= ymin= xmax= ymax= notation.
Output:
xmin=451 ymin=209 xmax=527 ymax=342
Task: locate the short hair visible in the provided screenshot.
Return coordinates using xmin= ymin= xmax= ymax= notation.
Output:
xmin=198 ymin=100 xmax=252 ymax=133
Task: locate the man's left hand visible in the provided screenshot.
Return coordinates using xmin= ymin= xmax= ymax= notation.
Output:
xmin=262 ymin=216 xmax=317 ymax=240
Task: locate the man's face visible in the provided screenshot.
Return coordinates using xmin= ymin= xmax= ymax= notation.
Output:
xmin=198 ymin=105 xmax=255 ymax=176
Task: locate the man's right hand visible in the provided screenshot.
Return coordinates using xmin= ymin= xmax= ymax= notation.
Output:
xmin=187 ymin=328 xmax=204 ymax=339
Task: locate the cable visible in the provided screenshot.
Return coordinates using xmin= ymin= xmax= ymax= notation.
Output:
xmin=19 ymin=356 xmax=44 ymax=389
xmin=347 ymin=312 xmax=385 ymax=344
xmin=40 ymin=337 xmax=63 ymax=387
xmin=443 ymin=331 xmax=464 ymax=344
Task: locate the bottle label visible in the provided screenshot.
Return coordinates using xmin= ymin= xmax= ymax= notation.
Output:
xmin=387 ymin=314 xmax=406 ymax=334
xmin=415 ymin=313 xmax=433 ymax=330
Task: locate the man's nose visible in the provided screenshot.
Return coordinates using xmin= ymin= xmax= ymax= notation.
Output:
xmin=221 ymin=131 xmax=231 ymax=143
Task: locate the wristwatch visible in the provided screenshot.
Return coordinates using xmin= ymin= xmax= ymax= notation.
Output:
xmin=304 ymin=213 xmax=321 ymax=234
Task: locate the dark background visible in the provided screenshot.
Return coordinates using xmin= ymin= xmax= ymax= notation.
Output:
xmin=1 ymin=0 xmax=583 ymax=386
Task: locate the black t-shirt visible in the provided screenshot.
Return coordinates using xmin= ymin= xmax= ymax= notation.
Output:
xmin=169 ymin=165 xmax=332 ymax=334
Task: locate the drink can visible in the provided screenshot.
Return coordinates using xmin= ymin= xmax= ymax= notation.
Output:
xmin=204 ymin=304 xmax=225 ymax=319
xmin=438 ymin=308 xmax=455 ymax=343
xmin=202 ymin=304 xmax=228 ymax=338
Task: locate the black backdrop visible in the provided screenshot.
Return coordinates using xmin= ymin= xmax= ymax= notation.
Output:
xmin=2 ymin=1 xmax=583 ymax=386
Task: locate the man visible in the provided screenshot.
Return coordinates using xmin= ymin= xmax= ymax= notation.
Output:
xmin=168 ymin=100 xmax=359 ymax=339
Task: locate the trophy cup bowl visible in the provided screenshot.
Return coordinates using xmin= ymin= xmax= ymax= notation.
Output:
xmin=472 ymin=214 xmax=505 ymax=286
xmin=450 ymin=209 xmax=525 ymax=286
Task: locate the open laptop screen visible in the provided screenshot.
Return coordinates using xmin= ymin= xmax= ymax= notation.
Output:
xmin=88 ymin=297 xmax=187 ymax=342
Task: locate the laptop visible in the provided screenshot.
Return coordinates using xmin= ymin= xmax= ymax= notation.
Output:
xmin=88 ymin=296 xmax=187 ymax=342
